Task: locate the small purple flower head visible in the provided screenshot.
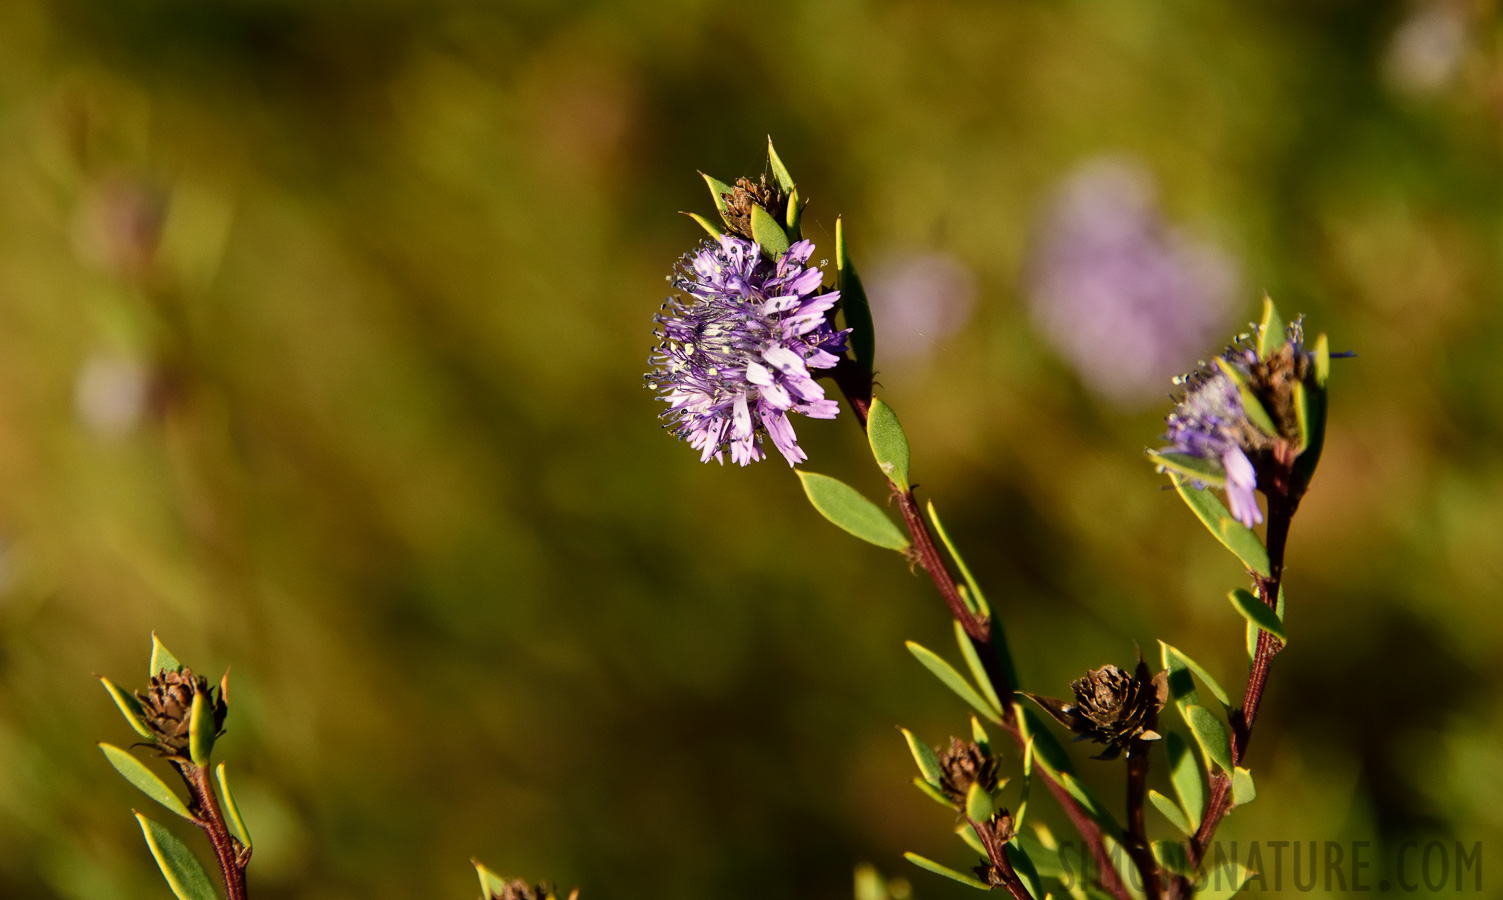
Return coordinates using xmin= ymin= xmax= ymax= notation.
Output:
xmin=1162 ymin=346 xmax=1267 ymax=526
xmin=647 ymin=235 xmax=849 ymax=466
xmin=1159 ymin=316 xmax=1321 ymax=526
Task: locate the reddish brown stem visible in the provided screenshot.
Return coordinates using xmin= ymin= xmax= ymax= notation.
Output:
xmin=1125 ymin=742 xmax=1161 ymax=900
xmin=178 ymin=763 xmax=249 ymax=900
xmin=968 ymin=816 xmax=1037 ymax=900
xmin=828 ymin=369 xmax=1130 ymax=900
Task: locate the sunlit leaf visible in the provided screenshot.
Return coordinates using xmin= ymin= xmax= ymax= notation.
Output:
xmin=135 ymin=812 xmax=220 ymax=900
xmin=750 ymin=204 xmax=789 ymax=259
xmin=1232 ymin=767 xmax=1256 ymax=806
xmin=1184 ymin=705 xmax=1234 ymax=775
xmin=1147 ymin=450 xmax=1226 ymax=488
xmin=1167 ymin=732 xmax=1204 ymax=831
xmin=188 ymin=691 xmax=215 ymax=768
xmin=900 ymin=727 xmax=943 ymax=787
xmin=1258 ymin=295 xmax=1285 ymax=360
xmin=956 ymin=822 xmax=986 ymax=855
xmin=1229 ymin=588 xmax=1285 ymax=643
xmin=907 ymin=641 xmax=1002 ymax=723
xmin=150 ymin=633 xmax=181 ymax=676
xmin=766 ymin=137 xmax=796 ymax=194
xmin=1197 ymin=858 xmax=1253 ymax=898
xmin=1148 ymin=790 xmax=1191 ymax=835
xmin=903 ymin=853 xmax=989 ymax=890
xmin=1153 ymin=840 xmax=1193 ymax=877
xmin=682 ymin=211 xmax=722 ymax=238
xmin=474 ymin=860 xmax=509 ymax=898
xmin=1168 ymin=476 xmax=1270 ymax=576
xmin=1015 ymin=704 xmax=1073 ymax=775
xmin=914 ymin=776 xmax=955 ymax=808
xmin=796 ymin=471 xmax=909 ymax=551
xmin=867 ymin=398 xmax=911 ymax=490
xmin=1215 ymin=358 xmax=1279 ymax=437
xmin=964 ymin=782 xmax=993 ymax=823
xmin=100 ymin=677 xmax=154 ymax=741
xmin=1159 ymin=642 xmax=1230 ymax=709
xmin=99 ymin=744 xmax=193 ymax=821
xmin=701 ymin=172 xmax=734 ymax=222
xmin=215 ymin=764 xmax=252 ymax=850
xmin=954 ymin=622 xmax=1002 ymax=714
xmin=1006 ymin=842 xmax=1044 ymax=900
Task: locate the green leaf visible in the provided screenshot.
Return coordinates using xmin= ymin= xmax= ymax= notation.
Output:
xmin=215 ymin=764 xmax=252 ymax=850
xmin=926 ymin=502 xmax=991 ymax=617
xmin=914 ymin=776 xmax=955 ymax=808
xmin=100 ymin=745 xmax=193 ymax=820
xmin=701 ymin=172 xmax=734 ymax=223
xmin=188 ymin=691 xmax=214 ymax=768
xmin=1006 ymin=842 xmax=1045 ymax=900
xmin=900 ymin=727 xmax=944 ymax=787
xmin=1313 ymin=332 xmax=1330 ymax=387
xmin=867 ymin=398 xmax=911 ymax=490
xmin=474 ymin=860 xmax=508 ymax=898
xmin=955 ymin=822 xmax=987 ymax=855
xmin=1153 ymin=840 xmax=1193 ymax=877
xmin=1258 ymin=296 xmax=1285 ymax=360
xmin=906 ymin=641 xmax=1002 ymax=723
xmin=1293 ymin=377 xmax=1327 ymax=490
xmin=1015 ymin=704 xmax=1073 ymax=775
xmin=1052 ymin=770 xmax=1124 ymax=838
xmin=1232 ymin=766 xmax=1256 ymax=806
xmin=796 ymin=471 xmax=909 ymax=551
xmin=150 ymin=633 xmax=181 ymax=676
xmin=1229 ymin=588 xmax=1285 ymax=643
xmin=682 ymin=211 xmax=723 ymax=238
xmin=953 ymin=622 xmax=1002 ymax=714
xmin=970 ymin=715 xmax=990 ymax=753
xmin=1169 ymin=475 xmax=1271 ymax=576
xmin=766 ymin=137 xmax=796 ymax=194
xmin=1185 ymin=705 xmax=1234 ymax=776
xmin=1149 ymin=790 xmax=1192 ymax=835
xmin=1015 ymin=830 xmax=1067 ymax=881
xmin=964 ymin=782 xmax=993 ymax=823
xmin=750 ymin=204 xmax=789 ymax=259
xmin=1197 ymin=858 xmax=1253 ymax=899
xmin=903 ymin=852 xmax=989 ymax=890
xmin=135 ymin=812 xmax=220 ymax=900
xmin=1148 ymin=450 xmax=1227 ymax=488
xmin=1159 ymin=642 xmax=1231 ymax=709
xmin=836 ymin=217 xmax=875 ymax=375
xmin=1160 ymin=644 xmax=1200 ymax=711
xmin=785 ymin=187 xmax=802 ymax=236
xmin=1214 ymin=358 xmax=1280 ymax=438
xmin=100 ymin=676 xmax=154 ymax=741
xmin=1167 ymin=732 xmax=1204 ymax=831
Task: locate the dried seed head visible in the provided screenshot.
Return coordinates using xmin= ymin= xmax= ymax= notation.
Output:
xmin=1025 ymin=657 xmax=1168 ymax=760
xmin=720 ymin=175 xmax=788 ymax=241
xmin=135 ymin=667 xmax=226 ymax=759
xmin=937 ymin=738 xmax=999 ymax=803
xmin=489 ymin=881 xmax=574 ymax=900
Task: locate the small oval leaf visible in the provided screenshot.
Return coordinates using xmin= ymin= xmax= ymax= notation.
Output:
xmin=1149 ymin=790 xmax=1192 ymax=835
xmin=964 ymin=782 xmax=993 ymax=823
xmin=953 ymin=622 xmax=1002 ymax=713
xmin=100 ymin=744 xmax=194 ymax=821
xmin=1006 ymin=842 xmax=1045 ymax=900
xmin=1258 ymin=295 xmax=1286 ymax=360
xmin=135 ymin=812 xmax=220 ymax=900
xmin=1232 ymin=766 xmax=1257 ymax=806
xmin=1185 ymin=705 xmax=1234 ymax=775
xmin=150 ymin=633 xmax=182 ymax=676
xmin=1229 ymin=588 xmax=1285 ymax=643
xmin=214 ymin=764 xmax=252 ymax=850
xmin=766 ymin=138 xmax=796 ymax=194
xmin=474 ymin=860 xmax=508 ymax=898
xmin=1159 ymin=642 xmax=1231 ymax=709
xmin=1168 ymin=475 xmax=1271 ymax=576
xmin=100 ymin=677 xmax=155 ymax=741
xmin=1167 ymin=731 xmax=1204 ymax=830
xmin=188 ymin=691 xmax=214 ymax=768
xmin=1153 ymin=839 xmax=1193 ymax=877
xmin=682 ymin=211 xmax=723 ymax=238
xmin=1198 ymin=858 xmax=1253 ymax=899
xmin=900 ymin=727 xmax=944 ymax=787
xmin=906 ymin=641 xmax=1002 ymax=723
xmin=749 ymin=204 xmax=789 ymax=259
xmin=913 ymin=776 xmax=955 ymax=808
xmin=796 ymin=471 xmax=909 ymax=551
xmin=903 ymin=852 xmax=990 ymax=890
xmin=701 ymin=173 xmax=734 ymax=220
xmin=867 ymin=398 xmax=911 ymax=490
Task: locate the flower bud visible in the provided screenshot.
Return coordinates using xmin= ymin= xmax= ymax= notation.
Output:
xmin=135 ymin=667 xmax=227 ymax=761
xmin=937 ymin=738 xmax=999 ymax=804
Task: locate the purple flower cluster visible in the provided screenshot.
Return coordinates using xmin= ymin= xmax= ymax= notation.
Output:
xmin=1027 ymin=159 xmax=1238 ymax=406
xmin=1162 ymin=347 xmax=1264 ymax=526
xmin=647 ymin=235 xmax=848 ymax=466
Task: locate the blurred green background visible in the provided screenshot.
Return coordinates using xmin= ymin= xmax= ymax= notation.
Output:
xmin=0 ymin=1 xmax=1500 ymax=897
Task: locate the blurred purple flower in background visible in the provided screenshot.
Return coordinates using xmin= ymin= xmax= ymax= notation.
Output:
xmin=1385 ymin=2 xmax=1470 ymax=95
xmin=1026 ymin=158 xmax=1238 ymax=406
xmin=864 ymin=253 xmax=977 ymax=362
xmin=647 ymin=235 xmax=848 ymax=466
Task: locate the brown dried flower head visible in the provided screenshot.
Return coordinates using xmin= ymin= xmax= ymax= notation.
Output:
xmin=719 ymin=175 xmax=788 ymax=241
xmin=489 ymin=881 xmax=578 ymax=900
xmin=937 ymin=738 xmax=999 ymax=803
xmin=135 ymin=666 xmax=227 ymax=758
xmin=1025 ymin=657 xmax=1168 ymax=760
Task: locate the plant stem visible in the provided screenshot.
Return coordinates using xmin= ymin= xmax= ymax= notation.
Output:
xmin=828 ymin=367 xmax=1129 ymax=899
xmin=1182 ymin=471 xmax=1299 ymax=881
xmin=178 ymin=763 xmax=250 ymax=900
xmin=1125 ymin=741 xmax=1161 ymax=900
xmin=968 ymin=817 xmax=1037 ymax=900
